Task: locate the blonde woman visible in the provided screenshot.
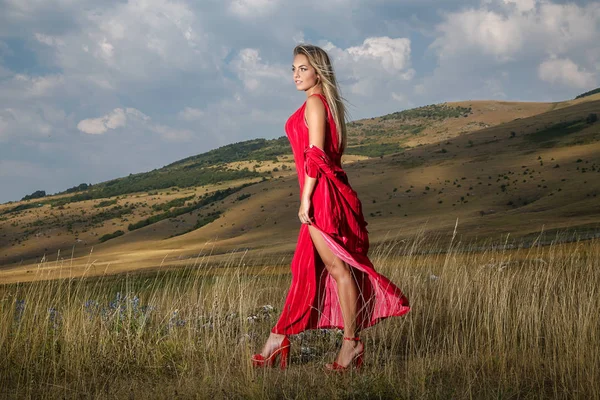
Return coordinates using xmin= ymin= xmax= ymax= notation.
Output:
xmin=251 ymin=44 xmax=410 ymax=372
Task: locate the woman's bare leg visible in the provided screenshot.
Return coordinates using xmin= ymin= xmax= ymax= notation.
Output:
xmin=307 ymin=225 xmax=364 ymax=366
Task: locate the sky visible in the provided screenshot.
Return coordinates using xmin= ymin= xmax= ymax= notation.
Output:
xmin=0 ymin=0 xmax=599 ymax=204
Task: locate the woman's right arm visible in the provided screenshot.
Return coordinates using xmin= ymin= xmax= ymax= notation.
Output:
xmin=298 ymin=96 xmax=327 ymax=225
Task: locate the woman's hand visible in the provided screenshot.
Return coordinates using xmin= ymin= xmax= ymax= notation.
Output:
xmin=298 ymin=197 xmax=312 ymax=225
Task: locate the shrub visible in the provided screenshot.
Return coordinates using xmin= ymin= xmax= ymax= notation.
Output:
xmin=236 ymin=193 xmax=251 ymax=201
xmin=99 ymin=230 xmax=125 ymax=242
xmin=21 ymin=190 xmax=46 ymax=201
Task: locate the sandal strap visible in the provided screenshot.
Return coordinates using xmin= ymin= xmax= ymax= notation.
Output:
xmin=343 ymin=336 xmax=360 ymax=341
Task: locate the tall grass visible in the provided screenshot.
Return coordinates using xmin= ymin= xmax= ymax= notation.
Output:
xmin=1 ymin=230 xmax=598 ymax=399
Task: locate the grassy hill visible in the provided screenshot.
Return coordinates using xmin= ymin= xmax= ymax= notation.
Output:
xmin=1 ymin=92 xmax=599 ymax=282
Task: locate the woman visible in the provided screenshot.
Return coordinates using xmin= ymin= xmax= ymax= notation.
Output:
xmin=251 ymin=44 xmax=410 ymax=372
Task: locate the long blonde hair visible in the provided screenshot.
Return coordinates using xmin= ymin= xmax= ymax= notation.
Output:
xmin=293 ymin=44 xmax=348 ymax=154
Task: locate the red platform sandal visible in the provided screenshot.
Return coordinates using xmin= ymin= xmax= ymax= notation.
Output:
xmin=251 ymin=335 xmax=291 ymax=369
xmin=324 ymin=336 xmax=364 ymax=372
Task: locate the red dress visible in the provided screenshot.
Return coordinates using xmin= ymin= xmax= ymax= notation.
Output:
xmin=271 ymin=93 xmax=410 ymax=335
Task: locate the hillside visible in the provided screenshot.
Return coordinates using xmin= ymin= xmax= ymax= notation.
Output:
xmin=1 ymin=92 xmax=599 ymax=282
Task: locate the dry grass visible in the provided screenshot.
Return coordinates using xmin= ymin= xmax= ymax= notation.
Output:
xmin=1 ymin=228 xmax=599 ymax=399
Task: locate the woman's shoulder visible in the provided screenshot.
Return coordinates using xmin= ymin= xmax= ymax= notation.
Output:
xmin=305 ymin=93 xmax=329 ymax=117
xmin=307 ymin=93 xmax=327 ymax=105
xmin=306 ymin=93 xmax=327 ymax=105
xmin=305 ymin=94 xmax=327 ymax=115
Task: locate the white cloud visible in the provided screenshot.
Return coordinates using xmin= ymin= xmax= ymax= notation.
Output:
xmin=77 ymin=108 xmax=148 ymax=135
xmin=35 ymin=33 xmax=65 ymax=47
xmin=76 ymin=119 xmax=110 ymax=135
xmin=391 ymin=92 xmax=410 ymax=104
xmin=97 ymin=37 xmax=115 ymax=64
xmin=292 ymin=32 xmax=305 ymax=44
xmin=178 ymin=107 xmax=205 ymax=121
xmin=346 ymin=36 xmax=413 ymax=75
xmin=322 ymin=36 xmax=414 ymax=97
xmin=13 ymin=74 xmax=65 ymax=97
xmin=431 ymin=9 xmax=523 ymax=62
xmin=27 ymin=0 xmax=215 ymax=90
xmin=538 ymin=57 xmax=596 ymax=89
xmin=431 ymin=1 xmax=600 ymax=62
xmin=420 ymin=0 xmax=600 ymax=101
xmin=77 ymin=107 xmax=192 ymax=142
xmin=229 ymin=0 xmax=279 ymax=18
xmin=230 ymin=48 xmax=288 ymax=92
xmin=503 ymin=0 xmax=536 ymax=13
xmin=536 ymin=2 xmax=600 ymax=55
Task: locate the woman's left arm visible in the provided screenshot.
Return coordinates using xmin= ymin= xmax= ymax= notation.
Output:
xmin=298 ymin=96 xmax=326 ymax=224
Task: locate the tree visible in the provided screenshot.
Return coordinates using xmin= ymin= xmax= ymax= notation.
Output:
xmin=21 ymin=190 xmax=46 ymax=201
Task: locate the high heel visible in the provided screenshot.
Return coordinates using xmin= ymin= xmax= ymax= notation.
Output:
xmin=324 ymin=336 xmax=364 ymax=373
xmin=251 ymin=335 xmax=291 ymax=369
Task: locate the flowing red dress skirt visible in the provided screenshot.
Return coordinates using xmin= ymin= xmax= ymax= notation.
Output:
xmin=271 ymin=93 xmax=410 ymax=335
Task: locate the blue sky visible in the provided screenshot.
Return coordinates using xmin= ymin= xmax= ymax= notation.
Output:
xmin=0 ymin=0 xmax=598 ymax=204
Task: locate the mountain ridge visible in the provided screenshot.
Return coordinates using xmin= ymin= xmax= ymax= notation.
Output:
xmin=1 ymin=91 xmax=599 ymax=282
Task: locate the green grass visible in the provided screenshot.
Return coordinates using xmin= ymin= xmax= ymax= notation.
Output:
xmin=380 ymin=104 xmax=472 ymax=121
xmin=345 ymin=143 xmax=404 ymax=157
xmin=127 ymin=183 xmax=254 ymax=232
xmin=167 ymin=137 xmax=292 ymax=168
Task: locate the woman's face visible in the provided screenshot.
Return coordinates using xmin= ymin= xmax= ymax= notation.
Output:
xmin=292 ymin=53 xmax=319 ymax=91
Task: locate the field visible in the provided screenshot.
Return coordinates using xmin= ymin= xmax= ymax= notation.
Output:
xmin=1 ymin=92 xmax=600 ymax=399
xmin=1 ymin=94 xmax=599 ymax=282
xmin=1 ymin=229 xmax=598 ymax=399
